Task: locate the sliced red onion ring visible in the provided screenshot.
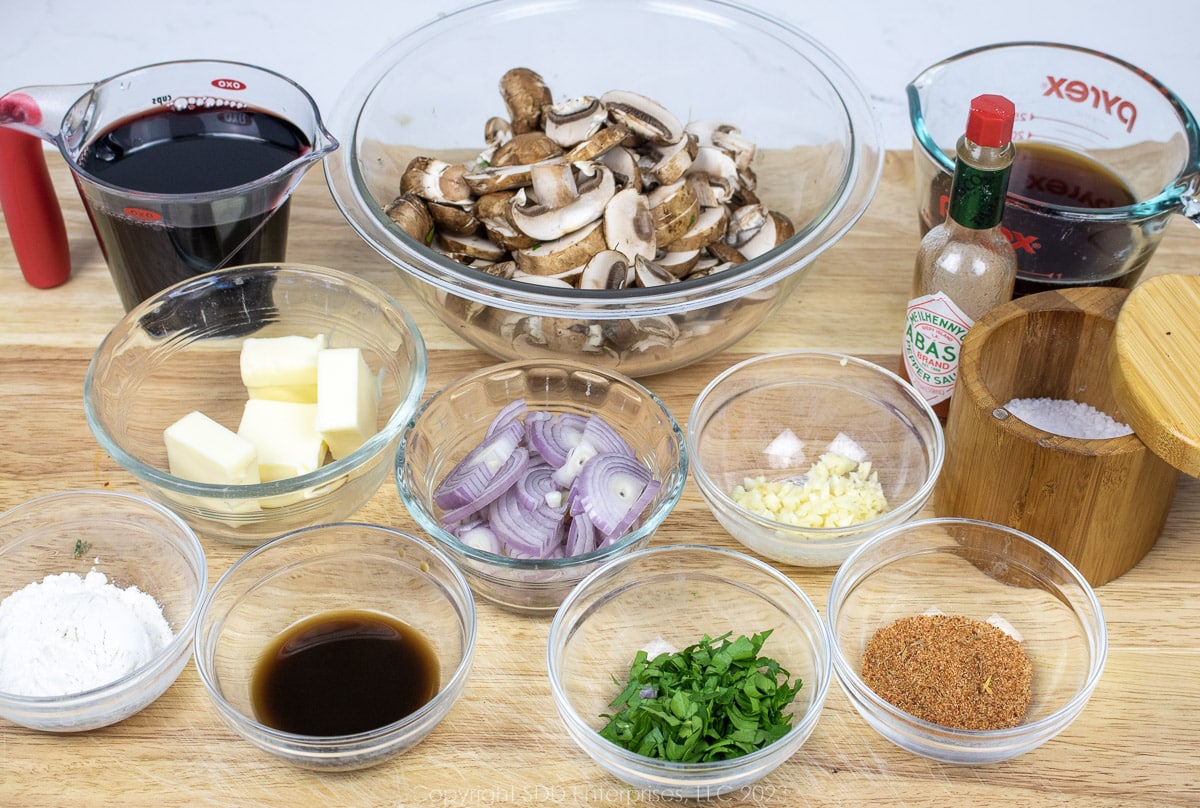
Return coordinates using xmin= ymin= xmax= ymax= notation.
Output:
xmin=515 ymin=462 xmax=558 ymax=511
xmin=488 ymin=484 xmax=566 ymax=556
xmin=440 ymin=446 xmax=530 ymax=525
xmin=457 ymin=522 xmax=502 ymax=554
xmin=486 ymin=397 xmax=528 ymax=439
xmin=526 ymin=411 xmax=586 ymax=468
xmin=565 ymin=512 xmax=599 ymax=557
xmin=603 ymin=477 xmax=661 ymax=544
xmin=570 ymin=453 xmax=654 ymax=538
xmin=581 ymin=414 xmax=636 ymax=458
xmin=433 ymin=418 xmax=526 ymax=510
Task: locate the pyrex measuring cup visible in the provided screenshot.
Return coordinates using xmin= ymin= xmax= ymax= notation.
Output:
xmin=909 ymin=42 xmax=1200 ymax=296
xmin=0 ymin=60 xmax=337 ymax=310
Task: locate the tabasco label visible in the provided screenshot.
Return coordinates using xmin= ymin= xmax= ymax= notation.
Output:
xmin=901 ymin=292 xmax=974 ymax=407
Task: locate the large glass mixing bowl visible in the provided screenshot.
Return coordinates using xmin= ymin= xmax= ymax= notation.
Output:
xmin=326 ymin=0 xmax=881 ymax=377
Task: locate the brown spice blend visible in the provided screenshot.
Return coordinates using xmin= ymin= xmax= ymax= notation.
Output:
xmin=860 ymin=613 xmax=1032 ymax=731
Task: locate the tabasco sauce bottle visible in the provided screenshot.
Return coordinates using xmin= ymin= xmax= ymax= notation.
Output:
xmin=900 ymin=93 xmax=1017 ymax=419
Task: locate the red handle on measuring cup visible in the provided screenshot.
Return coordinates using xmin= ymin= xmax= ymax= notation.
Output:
xmin=0 ymin=127 xmax=71 ymax=288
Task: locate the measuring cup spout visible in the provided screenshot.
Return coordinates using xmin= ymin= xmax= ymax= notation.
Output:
xmin=0 ymin=82 xmax=94 ymax=141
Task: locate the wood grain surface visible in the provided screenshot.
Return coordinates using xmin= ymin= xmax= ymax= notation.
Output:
xmin=1 ymin=153 xmax=1198 ymax=807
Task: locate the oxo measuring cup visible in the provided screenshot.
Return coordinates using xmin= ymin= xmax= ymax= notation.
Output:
xmin=909 ymin=42 xmax=1200 ymax=296
xmin=0 ymin=60 xmax=337 ymax=310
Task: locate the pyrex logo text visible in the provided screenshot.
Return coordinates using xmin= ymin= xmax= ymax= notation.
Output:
xmin=1044 ymin=76 xmax=1137 ymax=133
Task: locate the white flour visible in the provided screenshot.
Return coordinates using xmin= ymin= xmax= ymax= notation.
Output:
xmin=0 ymin=570 xmax=174 ymax=697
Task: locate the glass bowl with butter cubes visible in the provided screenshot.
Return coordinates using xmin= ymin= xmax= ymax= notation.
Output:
xmin=687 ymin=351 xmax=944 ymax=567
xmin=84 ymin=263 xmax=428 ymax=545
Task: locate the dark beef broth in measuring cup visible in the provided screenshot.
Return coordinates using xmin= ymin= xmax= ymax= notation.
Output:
xmin=909 ymin=43 xmax=1200 ymax=296
xmin=922 ymin=141 xmax=1142 ymax=296
xmin=0 ymin=60 xmax=336 ymax=313
xmin=80 ymin=105 xmax=309 ymax=308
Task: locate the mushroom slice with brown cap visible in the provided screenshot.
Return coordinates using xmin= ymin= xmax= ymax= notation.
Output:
xmin=385 ymin=193 xmax=435 ymax=245
xmin=400 ymin=157 xmax=474 ymax=205
xmin=499 ymin=67 xmax=552 ymax=135
xmin=601 ymin=90 xmax=684 ymax=145
xmin=508 ymin=163 xmax=616 ymax=242
xmin=646 ymin=179 xmax=700 ymax=248
xmin=512 ymin=272 xmax=577 ymax=289
xmin=437 ymin=231 xmax=508 ymax=263
xmin=603 ymin=187 xmax=655 ymax=263
xmin=685 ymin=146 xmax=740 ymax=191
xmin=491 ymin=132 xmax=564 ymax=167
xmin=514 ymin=218 xmax=607 ymax=276
xmin=427 ymin=200 xmax=481 ymax=236
xmin=598 ymin=146 xmax=644 ymax=191
xmin=726 ymin=203 xmax=769 ymax=247
xmin=633 ymin=255 xmax=678 ymax=287
xmin=669 ymin=206 xmax=729 ymax=252
xmin=655 ymin=249 xmax=701 ymax=278
xmin=529 ymin=162 xmax=578 ymax=208
xmin=564 ymin=123 xmax=630 ymax=162
xmin=579 ymin=250 xmax=633 ymax=290
xmin=642 ymin=133 xmax=698 ymax=186
xmin=738 ymin=210 xmax=795 ymax=260
xmin=475 ymin=191 xmax=538 ymax=251
xmin=543 ymin=96 xmax=608 ymax=147
xmin=463 ymin=163 xmax=540 ymax=195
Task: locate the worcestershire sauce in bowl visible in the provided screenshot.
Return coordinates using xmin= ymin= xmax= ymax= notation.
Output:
xmin=251 ymin=609 xmax=440 ymax=736
xmin=79 ymin=106 xmax=309 ymax=310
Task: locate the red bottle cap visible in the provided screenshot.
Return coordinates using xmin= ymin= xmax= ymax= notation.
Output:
xmin=965 ymin=94 xmax=1016 ymax=147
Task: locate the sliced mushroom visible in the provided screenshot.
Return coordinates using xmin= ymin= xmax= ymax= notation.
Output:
xmin=463 ymin=163 xmax=540 ymax=195
xmin=385 ymin=193 xmax=435 ymax=245
xmin=499 ymin=68 xmax=552 ymax=135
xmin=685 ymin=146 xmax=740 ymax=189
xmin=478 ymin=259 xmax=518 ymax=279
xmin=669 ymin=205 xmax=729 ymax=252
xmin=484 ymin=116 xmax=513 ymax=148
xmin=646 ymin=179 xmax=700 ymax=248
xmin=738 ymin=210 xmax=795 ymax=260
xmin=655 ymin=248 xmax=701 ymax=278
xmin=564 ymin=123 xmax=630 ymax=162
xmin=603 ymin=187 xmax=655 ymax=263
xmin=508 ymin=164 xmax=615 ymax=242
xmin=579 ymin=250 xmax=632 ymax=290
xmin=529 ymin=162 xmax=578 ymax=208
xmin=641 ymin=133 xmax=698 ymax=186
xmin=543 ymin=96 xmax=607 ymax=147
xmin=437 ymin=231 xmax=508 ymax=262
xmin=726 ymin=203 xmax=769 ymax=247
xmin=597 ymin=145 xmax=644 ymax=191
xmin=514 ymin=218 xmax=607 ymax=275
xmin=601 ymin=90 xmax=683 ymax=145
xmin=707 ymin=240 xmax=746 ymax=265
xmin=427 ymin=200 xmax=480 ymax=236
xmin=512 ymin=272 xmax=577 ymax=289
xmin=400 ymin=157 xmax=474 ymax=205
xmin=633 ymin=255 xmax=677 ymax=287
xmin=475 ymin=190 xmax=538 ymax=251
xmin=491 ymin=132 xmax=564 ymax=167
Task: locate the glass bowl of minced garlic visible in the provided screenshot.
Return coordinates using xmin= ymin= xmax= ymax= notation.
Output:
xmin=687 ymin=350 xmax=944 ymax=567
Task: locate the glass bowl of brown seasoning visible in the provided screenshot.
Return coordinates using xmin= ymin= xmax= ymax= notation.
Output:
xmin=825 ymin=517 xmax=1107 ymax=764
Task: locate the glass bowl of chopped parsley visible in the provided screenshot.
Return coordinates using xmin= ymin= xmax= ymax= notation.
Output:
xmin=687 ymin=350 xmax=945 ymax=567
xmin=826 ymin=517 xmax=1107 ymax=764
xmin=547 ymin=544 xmax=831 ymax=798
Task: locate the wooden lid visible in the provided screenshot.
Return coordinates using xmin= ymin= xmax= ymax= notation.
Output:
xmin=1110 ymin=274 xmax=1200 ymax=478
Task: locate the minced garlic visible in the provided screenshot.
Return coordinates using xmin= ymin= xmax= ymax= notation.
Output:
xmin=730 ymin=452 xmax=889 ymax=529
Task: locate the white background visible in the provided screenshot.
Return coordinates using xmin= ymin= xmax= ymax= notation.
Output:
xmin=3 ymin=0 xmax=1197 ymax=150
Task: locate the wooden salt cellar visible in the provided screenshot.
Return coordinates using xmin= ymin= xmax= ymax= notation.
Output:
xmin=935 ymin=280 xmax=1200 ymax=587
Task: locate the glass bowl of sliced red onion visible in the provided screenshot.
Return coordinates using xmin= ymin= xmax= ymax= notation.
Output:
xmin=396 ymin=359 xmax=687 ymax=614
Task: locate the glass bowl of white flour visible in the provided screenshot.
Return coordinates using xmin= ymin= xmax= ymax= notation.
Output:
xmin=0 ymin=490 xmax=207 ymax=731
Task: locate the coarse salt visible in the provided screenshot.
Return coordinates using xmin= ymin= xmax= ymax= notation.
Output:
xmin=0 ymin=570 xmax=174 ymax=697
xmin=1005 ymin=397 xmax=1133 ymax=440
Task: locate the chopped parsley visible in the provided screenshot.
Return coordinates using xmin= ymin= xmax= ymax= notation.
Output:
xmin=599 ymin=630 xmax=801 ymax=762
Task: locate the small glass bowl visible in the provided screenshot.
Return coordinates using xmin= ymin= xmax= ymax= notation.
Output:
xmin=547 ymin=544 xmax=831 ymax=798
xmin=0 ymin=490 xmax=207 ymax=732
xmin=826 ymin=517 xmax=1107 ymax=764
xmin=84 ymin=263 xmax=428 ymax=545
xmin=397 ymin=359 xmax=687 ymax=615
xmin=688 ymin=351 xmax=944 ymax=567
xmin=325 ymin=0 xmax=882 ymax=377
xmin=193 ymin=522 xmax=476 ymax=770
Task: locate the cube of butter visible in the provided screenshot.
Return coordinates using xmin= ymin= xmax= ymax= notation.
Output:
xmin=237 ymin=399 xmax=328 ymax=482
xmin=164 ymin=411 xmax=261 ymax=485
xmin=240 ymin=334 xmax=327 ymax=403
xmin=316 ymin=348 xmax=380 ymax=460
